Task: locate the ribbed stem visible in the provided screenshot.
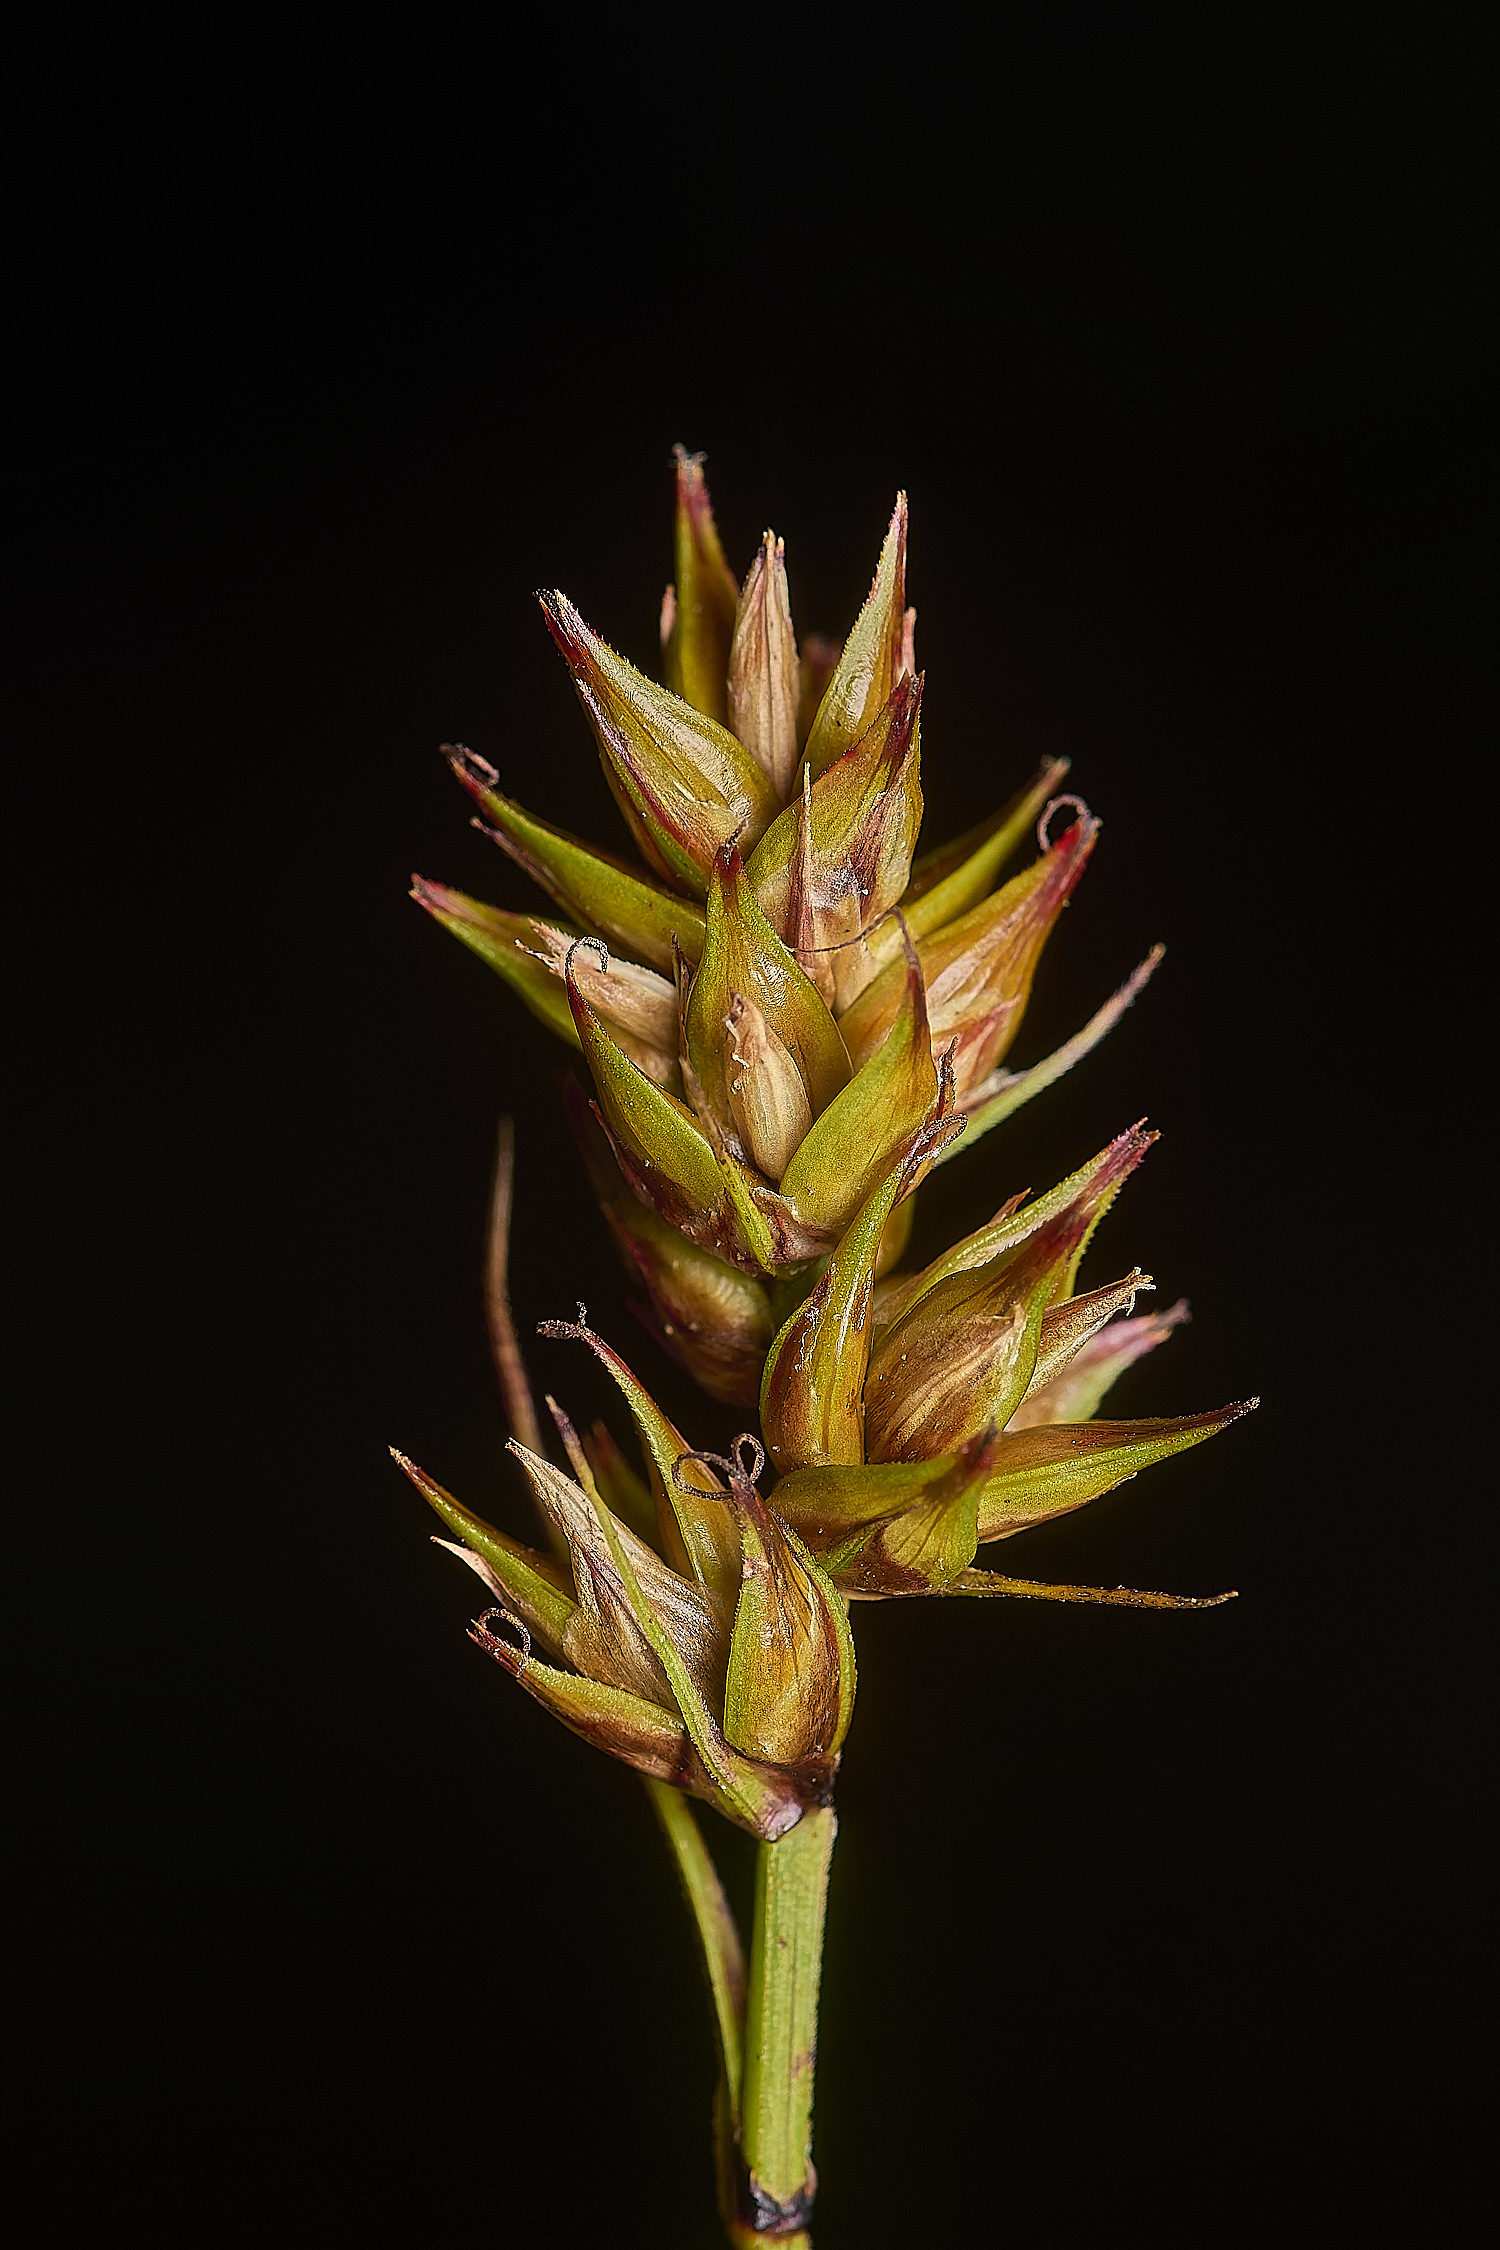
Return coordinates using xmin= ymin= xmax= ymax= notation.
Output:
xmin=738 ymin=1805 xmax=837 ymax=2241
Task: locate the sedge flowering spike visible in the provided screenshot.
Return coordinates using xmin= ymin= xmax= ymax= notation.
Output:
xmin=411 ymin=458 xmax=1255 ymax=1595
xmin=402 ymin=449 xmax=1257 ymax=2247
xmin=393 ymin=1381 xmax=849 ymax=1840
xmin=424 ymin=466 xmax=1142 ymax=1279
xmin=764 ymin=1123 xmax=1254 ymax=1594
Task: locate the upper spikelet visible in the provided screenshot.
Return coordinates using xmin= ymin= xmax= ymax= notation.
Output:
xmin=399 ymin=451 xmax=1253 ymax=1831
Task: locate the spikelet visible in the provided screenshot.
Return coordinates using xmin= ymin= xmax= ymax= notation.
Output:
xmin=402 ymin=450 xmax=1254 ymax=1806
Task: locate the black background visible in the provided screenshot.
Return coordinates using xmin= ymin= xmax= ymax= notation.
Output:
xmin=16 ymin=16 xmax=1485 ymax=2245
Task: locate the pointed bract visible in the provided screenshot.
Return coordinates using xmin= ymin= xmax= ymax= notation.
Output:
xmin=839 ymin=804 xmax=1101 ymax=1099
xmin=770 ymin=1432 xmax=999 ymax=1596
xmin=863 ymin=1201 xmax=1107 ymax=1464
xmin=873 ymin=756 xmax=1071 ymax=970
xmin=1008 ymin=1297 xmax=1190 ymax=1429
xmin=537 ymin=1307 xmax=742 ymax=1609
xmin=564 ymin=936 xmax=770 ymax=1269
xmin=802 ymin=495 xmax=909 ymax=781
xmin=750 ymin=673 xmax=925 ymax=1011
xmin=445 ymin=745 xmax=706 ymax=970
xmin=663 ymin=447 xmax=741 ymax=725
xmin=761 ymin=1145 xmax=920 ymax=1474
xmin=903 ymin=759 xmax=1070 ymax=904
xmin=875 ymin=1123 xmax=1156 ymax=1334
xmin=778 ymin=939 xmax=950 ymax=1234
xmin=854 ymin=1427 xmax=1000 ymax=1594
xmin=729 ymin=532 xmax=801 ymax=801
xmin=974 ymin=1403 xmax=1259 ymax=1543
xmin=940 ymin=947 xmax=1164 ymax=1156
xmin=392 ymin=1450 xmax=576 ymax=1655
xmin=412 ymin=880 xmax=680 ymax=1089
xmin=695 ymin=1439 xmax=855 ymax=1766
xmin=563 ymin=1068 xmax=775 ymax=1407
xmin=580 ymin=1416 xmax=659 ymax=1539
xmin=1022 ymin=1270 xmax=1155 ymax=1402
xmin=525 ymin=1412 xmax=727 ymax=1706
xmin=941 ymin=1567 xmax=1235 ymax=1610
xmin=467 ymin=1610 xmax=702 ymax=1790
xmin=684 ymin=844 xmax=850 ymax=1178
xmin=541 ymin=592 xmax=780 ymax=892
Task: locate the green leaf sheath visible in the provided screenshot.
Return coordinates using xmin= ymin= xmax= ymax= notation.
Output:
xmin=740 ymin=1806 xmax=837 ymax=2230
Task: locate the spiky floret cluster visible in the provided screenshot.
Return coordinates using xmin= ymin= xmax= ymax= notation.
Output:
xmin=397 ymin=449 xmax=1254 ymax=1840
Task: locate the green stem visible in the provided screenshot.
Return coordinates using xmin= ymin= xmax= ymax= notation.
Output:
xmin=739 ymin=1804 xmax=837 ymax=2242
